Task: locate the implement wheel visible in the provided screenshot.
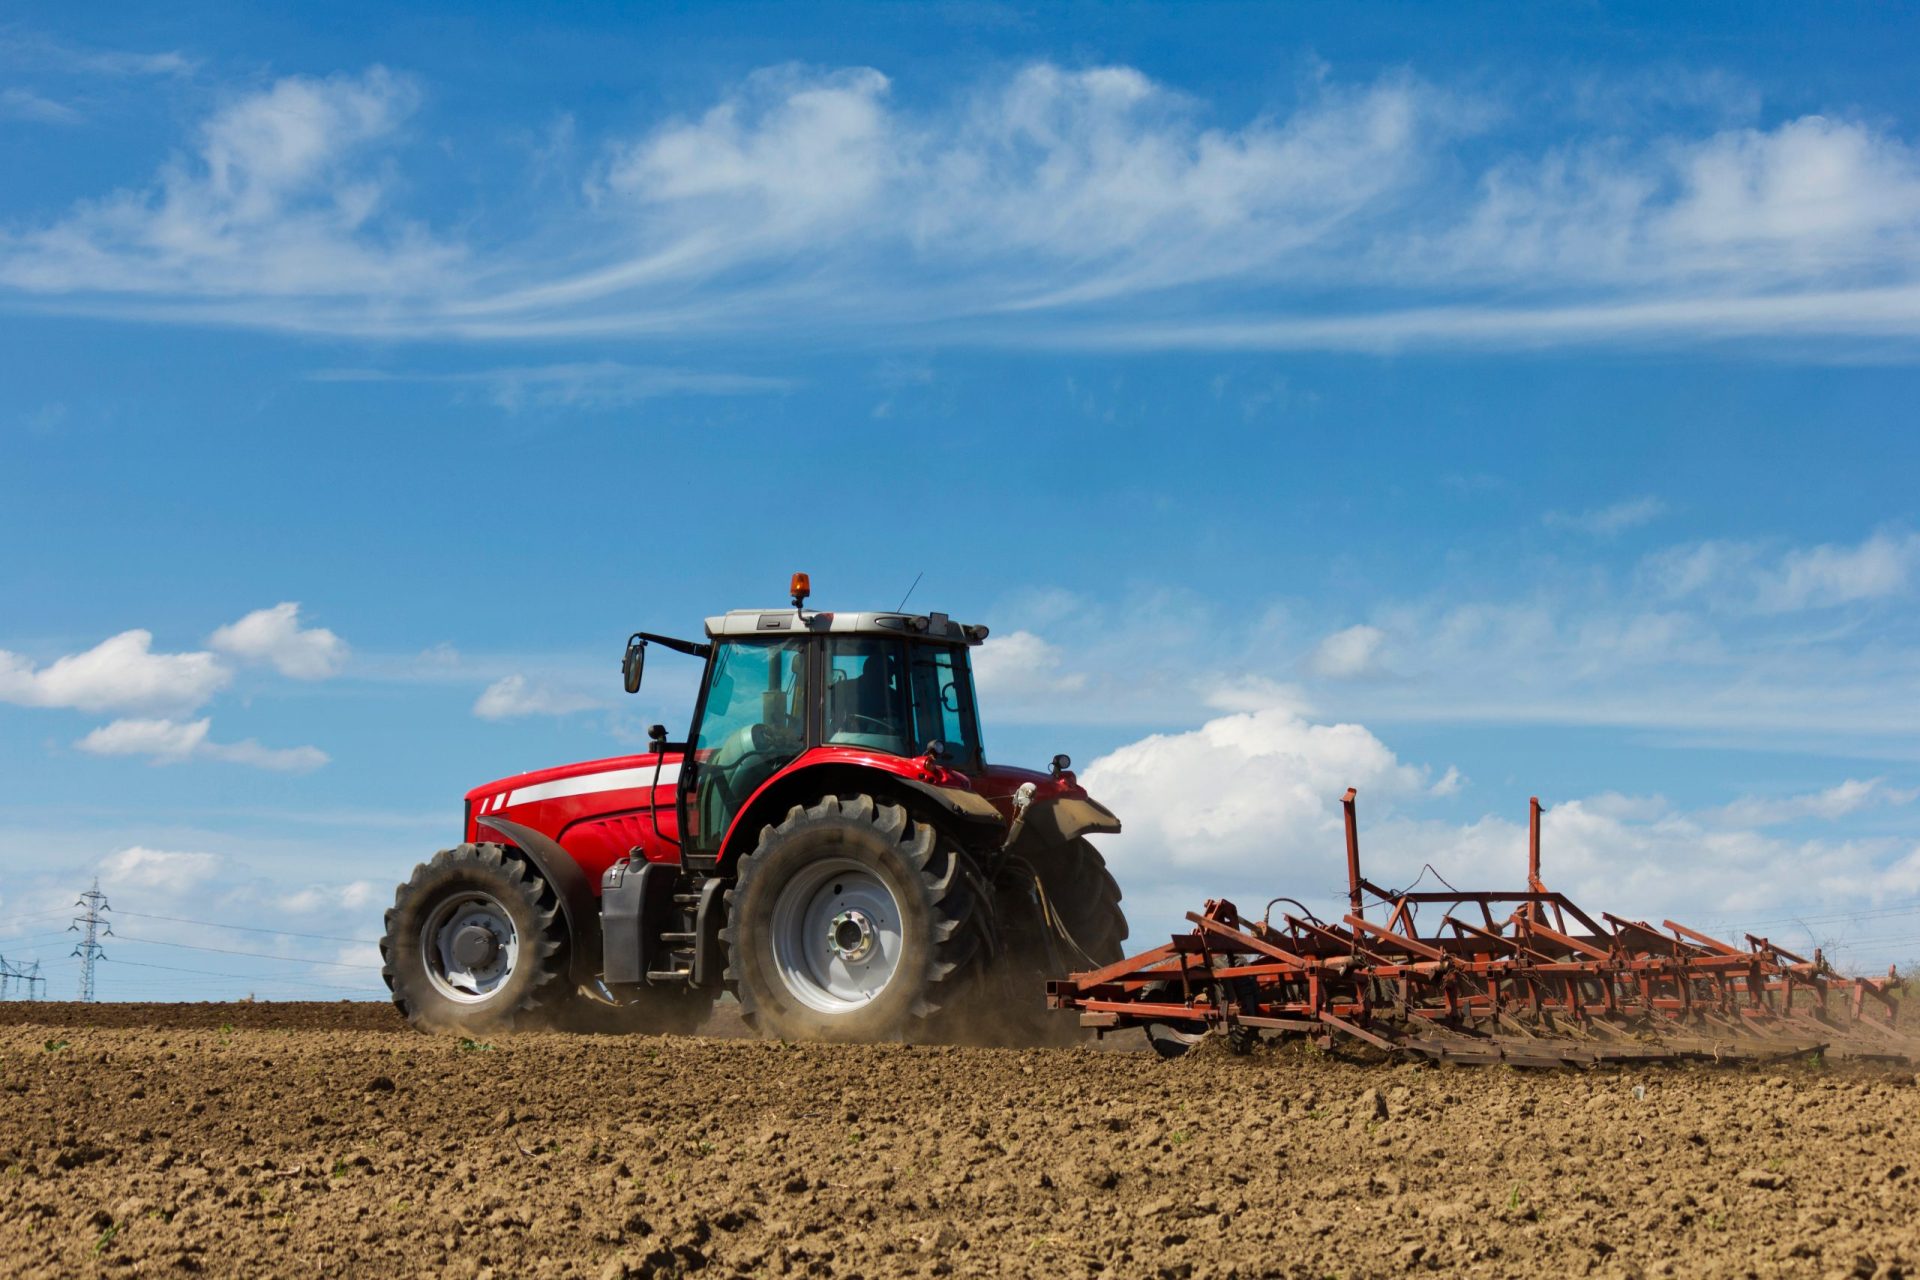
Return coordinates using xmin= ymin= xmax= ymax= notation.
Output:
xmin=722 ymin=795 xmax=983 ymax=1042
xmin=381 ymin=843 xmax=571 ymax=1033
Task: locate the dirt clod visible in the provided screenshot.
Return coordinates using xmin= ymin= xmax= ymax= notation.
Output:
xmin=0 ymin=1001 xmax=1916 ymax=1277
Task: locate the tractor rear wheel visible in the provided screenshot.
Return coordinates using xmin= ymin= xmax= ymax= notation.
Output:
xmin=722 ymin=795 xmax=983 ymax=1042
xmin=381 ymin=843 xmax=571 ymax=1033
xmin=982 ymin=838 xmax=1130 ymax=1047
xmin=1031 ymin=838 xmax=1129 ymax=968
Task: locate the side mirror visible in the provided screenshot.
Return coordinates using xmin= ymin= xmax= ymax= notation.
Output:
xmin=621 ymin=634 xmax=646 ymax=695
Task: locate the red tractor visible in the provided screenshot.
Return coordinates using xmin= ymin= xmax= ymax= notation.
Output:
xmin=381 ymin=575 xmax=1129 ymax=1041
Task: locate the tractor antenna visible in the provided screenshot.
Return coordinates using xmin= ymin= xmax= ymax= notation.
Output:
xmin=896 ymin=571 xmax=924 ymax=612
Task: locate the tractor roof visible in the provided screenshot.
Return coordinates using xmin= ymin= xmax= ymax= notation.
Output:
xmin=704 ymin=609 xmax=987 ymax=646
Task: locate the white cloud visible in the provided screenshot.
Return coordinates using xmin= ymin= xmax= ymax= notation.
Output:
xmin=0 ymin=88 xmax=82 ymax=126
xmin=1428 ymin=115 xmax=1920 ymax=290
xmin=1305 ymin=624 xmax=1388 ymax=679
xmin=1544 ymin=495 xmax=1666 ymax=537
xmin=276 ymin=880 xmax=379 ymax=914
xmin=210 ymin=602 xmax=348 ymax=679
xmin=1759 ymin=532 xmax=1920 ymax=611
xmin=1081 ymin=703 xmax=1428 ymax=878
xmin=0 ymin=629 xmax=229 ymax=714
xmin=5 ymin=63 xmax=1920 ymax=352
xmin=1646 ymin=530 xmax=1920 ymax=612
xmin=0 ymin=33 xmax=196 ymax=78
xmin=1714 ymin=777 xmax=1919 ymax=827
xmin=1080 ymin=703 xmax=1916 ymax=971
xmin=311 ymin=361 xmax=794 ymax=409
xmin=76 ymin=716 xmax=211 ymax=762
xmin=971 ymin=629 xmax=1087 ymax=700
xmin=76 ymin=717 xmax=329 ymax=772
xmin=473 ymin=674 xmax=602 ymax=719
xmin=99 ymin=845 xmax=223 ymax=894
xmin=0 ymin=67 xmax=456 ymax=300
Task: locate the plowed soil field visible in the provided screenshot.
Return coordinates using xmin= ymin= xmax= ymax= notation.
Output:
xmin=0 ymin=1002 xmax=1916 ymax=1279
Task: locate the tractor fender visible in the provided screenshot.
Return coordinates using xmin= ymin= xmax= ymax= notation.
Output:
xmin=1013 ymin=795 xmax=1122 ymax=850
xmin=476 ymin=815 xmax=603 ymax=987
xmin=712 ymin=755 xmax=1012 ymax=870
xmin=895 ymin=776 xmax=1010 ymax=833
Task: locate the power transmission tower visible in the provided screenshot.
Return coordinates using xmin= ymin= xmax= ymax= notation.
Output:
xmin=70 ymin=879 xmax=112 ymax=1002
xmin=0 ymin=955 xmax=9 ymax=1001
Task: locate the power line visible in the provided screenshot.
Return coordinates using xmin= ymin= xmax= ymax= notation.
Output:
xmin=114 ymin=910 xmax=379 ymax=946
xmin=111 ymin=932 xmax=382 ymax=971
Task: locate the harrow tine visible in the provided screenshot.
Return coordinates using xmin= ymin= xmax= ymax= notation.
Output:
xmin=1047 ymin=787 xmax=1915 ymax=1066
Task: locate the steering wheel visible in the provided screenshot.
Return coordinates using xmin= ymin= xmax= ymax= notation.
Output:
xmin=837 ymin=713 xmax=894 ymax=735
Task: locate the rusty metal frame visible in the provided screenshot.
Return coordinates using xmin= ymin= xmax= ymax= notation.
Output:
xmin=1047 ymin=790 xmax=1913 ymax=1066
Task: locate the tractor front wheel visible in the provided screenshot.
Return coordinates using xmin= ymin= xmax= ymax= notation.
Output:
xmin=722 ymin=795 xmax=983 ymax=1042
xmin=381 ymin=843 xmax=572 ymax=1033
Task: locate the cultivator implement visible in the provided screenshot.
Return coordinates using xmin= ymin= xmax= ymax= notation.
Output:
xmin=1050 ymin=790 xmax=1914 ymax=1066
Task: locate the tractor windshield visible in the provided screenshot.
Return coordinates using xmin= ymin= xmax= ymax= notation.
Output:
xmin=687 ymin=637 xmax=808 ymax=858
xmin=825 ymin=637 xmax=982 ymax=770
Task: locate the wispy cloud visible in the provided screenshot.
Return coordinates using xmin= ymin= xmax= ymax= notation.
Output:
xmin=311 ymin=361 xmax=795 ymax=409
xmin=1645 ymin=529 xmax=1920 ymax=612
xmin=473 ymin=674 xmax=603 ymax=719
xmin=0 ymin=86 xmax=81 ymax=125
xmin=4 ymin=61 xmax=1920 ymax=352
xmin=0 ymin=32 xmax=196 ymax=79
xmin=1545 ymin=495 xmax=1667 ymax=537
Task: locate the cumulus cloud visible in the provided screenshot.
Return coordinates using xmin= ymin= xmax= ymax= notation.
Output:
xmin=0 ymin=629 xmax=229 ymax=715
xmin=1081 ymin=702 xmax=1429 ymax=879
xmin=1305 ymin=624 xmax=1389 ymax=680
xmin=473 ymin=674 xmax=602 ymax=719
xmin=210 ymin=602 xmax=348 ymax=679
xmin=1080 ymin=702 xmax=1916 ymax=971
xmin=76 ymin=717 xmax=330 ymax=772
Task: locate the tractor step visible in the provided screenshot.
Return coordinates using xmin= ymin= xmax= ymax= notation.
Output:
xmin=659 ymin=931 xmax=697 ymax=944
xmin=646 ymin=968 xmax=693 ymax=983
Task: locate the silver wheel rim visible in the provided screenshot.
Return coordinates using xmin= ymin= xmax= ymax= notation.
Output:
xmin=421 ymin=890 xmax=520 ymax=1004
xmin=768 ymin=856 xmax=904 ymax=1014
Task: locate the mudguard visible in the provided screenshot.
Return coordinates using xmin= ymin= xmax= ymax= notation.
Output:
xmin=477 ymin=815 xmax=603 ymax=987
xmin=896 ymin=776 xmax=1009 ymax=833
xmin=1016 ymin=795 xmax=1122 ymax=849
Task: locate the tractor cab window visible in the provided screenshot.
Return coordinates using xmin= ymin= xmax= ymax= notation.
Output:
xmin=907 ymin=644 xmax=981 ymax=768
xmin=688 ymin=638 xmax=808 ymax=856
xmin=826 ymin=637 xmax=981 ymax=770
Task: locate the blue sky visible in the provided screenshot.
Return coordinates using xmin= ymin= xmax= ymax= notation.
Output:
xmin=3 ymin=2 xmax=1919 ymax=1000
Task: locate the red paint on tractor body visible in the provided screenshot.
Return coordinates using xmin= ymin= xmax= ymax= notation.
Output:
xmin=460 ymin=746 xmax=1101 ymax=894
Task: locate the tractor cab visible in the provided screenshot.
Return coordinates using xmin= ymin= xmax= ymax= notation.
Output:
xmin=624 ymin=574 xmax=992 ymax=868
